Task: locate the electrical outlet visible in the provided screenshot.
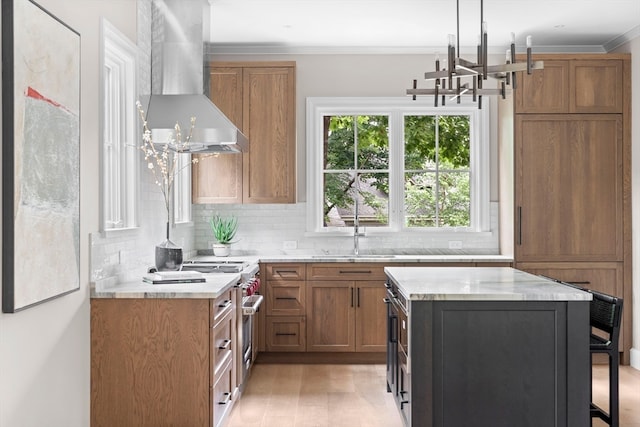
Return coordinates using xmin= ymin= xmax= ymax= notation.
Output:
xmin=448 ymin=240 xmax=463 ymax=249
xmin=283 ymin=240 xmax=298 ymax=250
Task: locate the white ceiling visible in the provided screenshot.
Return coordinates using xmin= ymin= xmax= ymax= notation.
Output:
xmin=206 ymin=0 xmax=640 ymax=54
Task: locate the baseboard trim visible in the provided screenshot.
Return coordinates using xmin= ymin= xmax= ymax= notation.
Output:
xmin=630 ymin=347 xmax=640 ymax=370
xmin=256 ymin=352 xmax=386 ymax=364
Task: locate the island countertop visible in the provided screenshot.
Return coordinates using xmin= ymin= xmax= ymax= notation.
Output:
xmin=384 ymin=266 xmax=593 ymax=301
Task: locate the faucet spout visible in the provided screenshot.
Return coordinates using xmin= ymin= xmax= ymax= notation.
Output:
xmin=353 ymin=173 xmax=360 ymax=256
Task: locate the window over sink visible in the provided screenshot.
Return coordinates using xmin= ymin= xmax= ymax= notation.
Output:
xmin=306 ymin=97 xmax=490 ymax=235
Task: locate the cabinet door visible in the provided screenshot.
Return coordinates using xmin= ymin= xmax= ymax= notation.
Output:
xmin=355 ymin=281 xmax=387 ymax=352
xmin=192 ymin=67 xmax=244 ymax=204
xmin=243 ymin=67 xmax=296 ymax=203
xmin=266 ymin=281 xmax=305 ymax=316
xmin=306 ymin=281 xmax=356 ymax=352
xmin=265 ymin=316 xmax=306 ymax=352
xmin=515 ymin=115 xmax=622 ymax=262
xmin=570 ymin=60 xmax=623 ymax=113
xmin=515 ymin=60 xmax=569 ymax=113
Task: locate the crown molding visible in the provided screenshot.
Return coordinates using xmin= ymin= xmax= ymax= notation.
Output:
xmin=604 ymin=24 xmax=640 ymax=52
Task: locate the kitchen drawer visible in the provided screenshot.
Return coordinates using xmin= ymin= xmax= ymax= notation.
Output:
xmin=211 ymin=288 xmax=235 ymax=326
xmin=265 ymin=316 xmax=306 ymax=352
xmin=264 ymin=263 xmax=306 ymax=281
xmin=307 ymin=263 xmax=386 ymax=281
xmin=211 ymin=308 xmax=234 ymax=380
xmin=266 ymin=281 xmax=305 ymax=316
xmin=212 ymin=357 xmax=234 ymax=427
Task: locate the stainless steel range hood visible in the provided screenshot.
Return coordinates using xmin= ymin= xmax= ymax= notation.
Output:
xmin=142 ymin=94 xmax=248 ymax=153
xmin=145 ymin=0 xmax=247 ymax=153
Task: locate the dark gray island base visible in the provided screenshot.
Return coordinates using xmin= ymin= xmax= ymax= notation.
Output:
xmin=384 ymin=267 xmax=592 ymax=427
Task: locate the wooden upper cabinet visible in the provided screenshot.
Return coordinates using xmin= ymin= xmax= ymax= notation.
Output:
xmin=192 ymin=67 xmax=244 ymax=204
xmin=243 ymin=67 xmax=296 ymax=203
xmin=515 ymin=114 xmax=623 ymax=262
xmin=515 ymin=57 xmax=623 ymax=114
xmin=515 ymin=60 xmax=569 ymax=113
xmin=570 ymin=60 xmax=623 ymax=113
xmin=192 ymin=62 xmax=296 ymax=204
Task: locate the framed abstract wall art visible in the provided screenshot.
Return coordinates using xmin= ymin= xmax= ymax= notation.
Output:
xmin=2 ymin=0 xmax=80 ymax=312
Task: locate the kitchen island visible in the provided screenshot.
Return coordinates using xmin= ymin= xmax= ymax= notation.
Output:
xmin=384 ymin=267 xmax=592 ymax=427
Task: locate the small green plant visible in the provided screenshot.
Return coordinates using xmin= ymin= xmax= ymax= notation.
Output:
xmin=209 ymin=214 xmax=238 ymax=245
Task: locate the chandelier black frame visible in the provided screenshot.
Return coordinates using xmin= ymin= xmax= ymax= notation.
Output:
xmin=407 ymin=0 xmax=544 ymax=108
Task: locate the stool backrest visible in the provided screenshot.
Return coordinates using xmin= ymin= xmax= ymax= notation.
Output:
xmin=589 ymin=290 xmax=623 ymax=337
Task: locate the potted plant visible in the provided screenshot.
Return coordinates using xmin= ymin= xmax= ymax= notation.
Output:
xmin=209 ymin=214 xmax=238 ymax=257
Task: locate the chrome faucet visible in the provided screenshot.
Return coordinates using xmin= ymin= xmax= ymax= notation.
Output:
xmin=353 ymin=174 xmax=360 ymax=256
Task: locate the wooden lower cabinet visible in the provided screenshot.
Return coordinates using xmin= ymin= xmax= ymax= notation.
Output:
xmin=265 ymin=316 xmax=306 ymax=351
xmin=355 ymin=281 xmax=388 ymax=352
xmin=91 ymin=296 xmax=236 ymax=427
xmin=306 ymin=280 xmax=387 ymax=352
xmin=306 ymin=281 xmax=356 ymax=351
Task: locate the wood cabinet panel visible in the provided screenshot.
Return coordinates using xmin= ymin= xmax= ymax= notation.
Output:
xmin=570 ymin=60 xmax=623 ymax=113
xmin=515 ymin=60 xmax=569 ymax=113
xmin=265 ymin=263 xmax=306 ymax=281
xmin=243 ymin=67 xmax=296 ymax=203
xmin=515 ymin=57 xmax=623 ymax=114
xmin=211 ymin=307 xmax=234 ymax=382
xmin=355 ymin=281 xmax=388 ymax=352
xmin=265 ymin=316 xmax=306 ymax=351
xmin=193 ymin=67 xmax=243 ymax=204
xmin=306 ymin=281 xmax=356 ymax=352
xmin=91 ymin=299 xmax=210 ymax=427
xmin=307 ymin=263 xmax=386 ymax=281
xmin=212 ymin=357 xmax=234 ymax=427
xmin=266 ymin=281 xmax=305 ymax=316
xmin=515 ymin=114 xmax=623 ymax=262
xmin=193 ymin=62 xmax=296 ymax=204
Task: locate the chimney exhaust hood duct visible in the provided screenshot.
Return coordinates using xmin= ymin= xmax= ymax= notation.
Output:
xmin=143 ymin=0 xmax=247 ymax=153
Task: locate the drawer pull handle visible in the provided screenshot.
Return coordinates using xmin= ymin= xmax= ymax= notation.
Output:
xmin=275 ymin=297 xmax=298 ymax=300
xmin=218 ymin=300 xmax=232 ymax=308
xmin=569 ymin=281 xmax=591 ymax=285
xmin=339 ymin=270 xmax=372 ymax=274
xmin=218 ymin=392 xmax=231 ymax=405
xmin=275 ymin=270 xmax=298 ymax=275
xmin=218 ymin=339 xmax=231 ymax=350
xmin=275 ymin=332 xmax=297 ymax=336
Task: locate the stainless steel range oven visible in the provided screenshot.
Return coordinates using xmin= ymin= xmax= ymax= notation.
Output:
xmin=239 ymin=274 xmax=262 ymax=388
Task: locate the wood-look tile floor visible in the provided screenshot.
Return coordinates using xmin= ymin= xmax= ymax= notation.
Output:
xmin=228 ymin=364 xmax=640 ymax=427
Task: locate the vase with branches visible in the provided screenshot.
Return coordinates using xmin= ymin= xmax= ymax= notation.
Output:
xmin=136 ymin=101 xmax=199 ymax=270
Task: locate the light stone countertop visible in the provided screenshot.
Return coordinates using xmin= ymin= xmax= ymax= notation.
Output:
xmin=385 ymin=266 xmax=593 ymax=301
xmin=252 ymin=254 xmax=513 ymax=263
xmin=90 ymin=273 xmax=240 ymax=299
xmin=90 ymin=254 xmax=514 ymax=299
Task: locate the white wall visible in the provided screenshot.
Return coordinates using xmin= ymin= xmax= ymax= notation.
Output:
xmin=0 ymin=1 xmax=136 ymax=426
xmin=613 ymin=34 xmax=640 ymax=369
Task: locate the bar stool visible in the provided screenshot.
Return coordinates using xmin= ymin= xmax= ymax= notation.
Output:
xmin=589 ymin=289 xmax=623 ymax=427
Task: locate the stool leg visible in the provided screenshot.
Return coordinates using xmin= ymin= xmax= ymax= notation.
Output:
xmin=610 ymin=351 xmax=619 ymax=427
xmin=590 ymin=352 xmax=594 ymax=427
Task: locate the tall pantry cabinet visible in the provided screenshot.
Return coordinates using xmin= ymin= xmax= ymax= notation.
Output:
xmin=513 ymin=54 xmax=632 ymax=364
xmin=192 ymin=62 xmax=296 ymax=204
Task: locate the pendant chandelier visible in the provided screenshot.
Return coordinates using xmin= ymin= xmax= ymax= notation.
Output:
xmin=407 ymin=0 xmax=544 ymax=108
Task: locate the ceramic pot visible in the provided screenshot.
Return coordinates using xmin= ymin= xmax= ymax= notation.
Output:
xmin=212 ymin=243 xmax=231 ymax=257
